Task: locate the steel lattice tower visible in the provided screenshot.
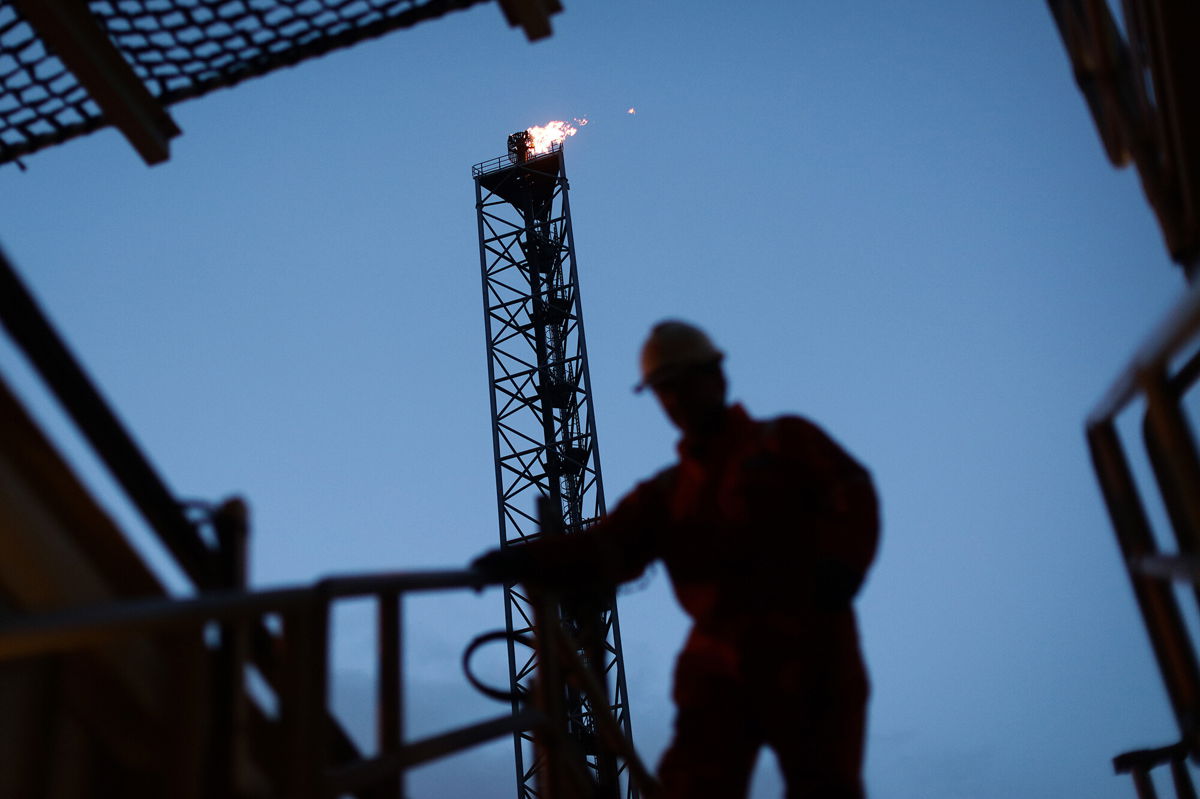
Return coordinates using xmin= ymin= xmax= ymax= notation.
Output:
xmin=473 ymin=137 xmax=637 ymax=799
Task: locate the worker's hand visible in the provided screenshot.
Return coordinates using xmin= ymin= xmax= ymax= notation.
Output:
xmin=470 ymin=546 xmax=535 ymax=584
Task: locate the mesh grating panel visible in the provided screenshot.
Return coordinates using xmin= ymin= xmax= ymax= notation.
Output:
xmin=0 ymin=0 xmax=487 ymax=165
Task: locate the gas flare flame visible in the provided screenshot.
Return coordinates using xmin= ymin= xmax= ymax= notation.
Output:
xmin=525 ymin=120 xmax=577 ymax=156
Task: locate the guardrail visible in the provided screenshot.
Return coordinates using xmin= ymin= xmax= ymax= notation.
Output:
xmin=1086 ymin=280 xmax=1200 ymax=789
xmin=472 ymin=140 xmax=563 ymax=177
xmin=0 ymin=566 xmax=657 ymax=798
xmin=0 ymin=569 xmax=519 ymax=798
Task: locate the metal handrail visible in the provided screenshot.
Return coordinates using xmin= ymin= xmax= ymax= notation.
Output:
xmin=1088 ymin=279 xmax=1200 ymax=425
xmin=1086 ymin=278 xmax=1200 ymax=759
xmin=0 ymin=568 xmax=523 ymax=798
xmin=1112 ymin=740 xmax=1197 ymax=799
xmin=472 ymin=140 xmax=562 ymax=177
xmin=0 ymin=568 xmax=492 ymax=661
xmin=0 ymin=566 xmax=654 ymax=798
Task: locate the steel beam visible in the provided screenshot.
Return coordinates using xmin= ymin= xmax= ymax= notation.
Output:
xmin=0 ymin=248 xmax=218 ymax=586
xmin=496 ymin=0 xmax=564 ymax=42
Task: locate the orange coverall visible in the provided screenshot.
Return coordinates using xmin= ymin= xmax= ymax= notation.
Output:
xmin=525 ymin=404 xmax=879 ymax=798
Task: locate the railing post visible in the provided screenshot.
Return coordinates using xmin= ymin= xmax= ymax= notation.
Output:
xmin=208 ymin=498 xmax=250 ymax=799
xmin=282 ymin=594 xmax=330 ymax=799
xmin=1172 ymin=754 xmax=1198 ymax=799
xmin=1133 ymin=769 xmax=1160 ymax=799
xmin=377 ymin=591 xmax=403 ymax=799
xmin=1112 ymin=743 xmax=1196 ymax=799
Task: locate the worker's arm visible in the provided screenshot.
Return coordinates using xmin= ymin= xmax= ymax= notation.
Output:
xmin=472 ymin=474 xmax=668 ymax=590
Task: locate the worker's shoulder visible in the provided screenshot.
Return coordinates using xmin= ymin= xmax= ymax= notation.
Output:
xmin=759 ymin=413 xmax=866 ymax=467
xmin=759 ymin=413 xmax=830 ymax=442
xmin=644 ymin=463 xmax=680 ymax=491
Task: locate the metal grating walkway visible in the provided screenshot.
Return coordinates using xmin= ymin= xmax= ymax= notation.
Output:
xmin=0 ymin=0 xmax=490 ymax=165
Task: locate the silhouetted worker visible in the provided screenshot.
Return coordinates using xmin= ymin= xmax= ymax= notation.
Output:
xmin=474 ymin=320 xmax=879 ymax=799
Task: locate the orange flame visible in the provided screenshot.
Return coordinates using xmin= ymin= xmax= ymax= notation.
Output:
xmin=526 ymin=120 xmax=577 ymax=156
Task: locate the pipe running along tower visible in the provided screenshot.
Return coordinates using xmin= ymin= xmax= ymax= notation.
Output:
xmin=473 ymin=133 xmax=637 ymax=798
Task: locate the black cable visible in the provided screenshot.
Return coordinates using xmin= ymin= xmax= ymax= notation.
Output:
xmin=462 ymin=629 xmax=535 ymax=703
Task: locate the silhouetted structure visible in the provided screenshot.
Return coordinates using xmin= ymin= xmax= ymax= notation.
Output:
xmin=0 ymin=4 xmax=584 ymax=796
xmin=0 ymin=246 xmax=554 ymax=798
xmin=1049 ymin=0 xmax=1200 ymax=280
xmin=473 ymin=137 xmax=637 ymax=798
xmin=0 ymin=0 xmax=561 ymax=166
xmin=1051 ymin=1 xmax=1200 ymax=796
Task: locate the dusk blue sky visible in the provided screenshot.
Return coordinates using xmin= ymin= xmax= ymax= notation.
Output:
xmin=1 ymin=1 xmax=1196 ymax=797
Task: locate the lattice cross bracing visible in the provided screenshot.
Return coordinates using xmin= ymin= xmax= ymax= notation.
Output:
xmin=473 ymin=144 xmax=638 ymax=799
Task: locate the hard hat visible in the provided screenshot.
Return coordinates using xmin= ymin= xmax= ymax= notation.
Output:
xmin=635 ymin=320 xmax=724 ymax=392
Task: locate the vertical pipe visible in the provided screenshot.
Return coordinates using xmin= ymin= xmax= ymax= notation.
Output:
xmin=521 ymin=156 xmax=569 ymax=795
xmin=524 ymin=172 xmax=564 ymax=514
xmin=378 ymin=592 xmax=402 ymax=798
xmin=556 ymin=159 xmax=607 ymax=520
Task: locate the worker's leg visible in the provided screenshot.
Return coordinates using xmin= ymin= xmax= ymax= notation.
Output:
xmin=658 ymin=648 xmax=760 ymax=799
xmin=759 ymin=628 xmax=869 ymax=798
xmin=770 ymin=684 xmax=867 ymax=799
